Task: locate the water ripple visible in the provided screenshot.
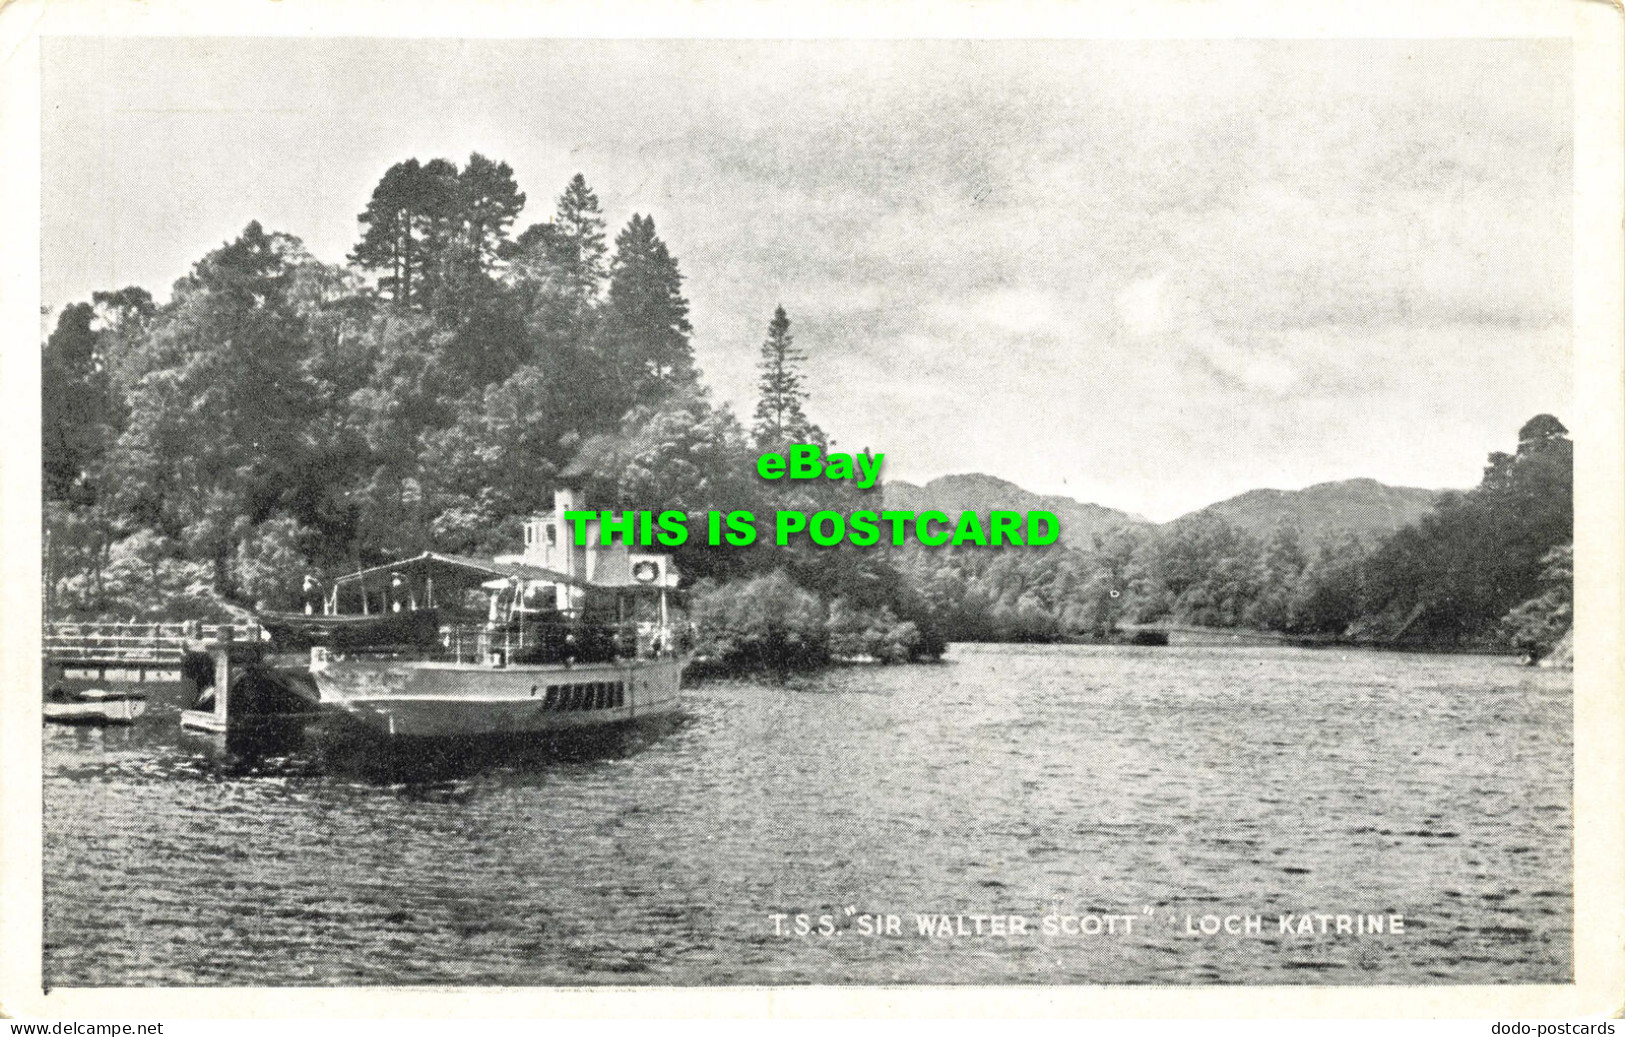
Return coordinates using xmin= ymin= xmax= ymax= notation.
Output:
xmin=43 ymin=644 xmax=1571 ymax=986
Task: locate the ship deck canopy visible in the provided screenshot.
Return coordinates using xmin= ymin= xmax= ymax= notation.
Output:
xmin=331 ymin=551 xmax=578 ymax=590
xmin=326 ymin=550 xmax=673 ymax=617
xmin=328 ymin=551 xmax=580 ymax=617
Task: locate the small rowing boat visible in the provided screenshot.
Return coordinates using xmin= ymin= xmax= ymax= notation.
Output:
xmin=44 ymin=686 xmax=149 ymax=725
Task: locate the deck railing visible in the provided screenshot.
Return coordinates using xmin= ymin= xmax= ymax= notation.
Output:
xmin=333 ymin=619 xmax=673 ymax=666
xmin=45 ymin=618 xmax=677 ymax=665
xmin=43 ymin=621 xmax=260 ymax=663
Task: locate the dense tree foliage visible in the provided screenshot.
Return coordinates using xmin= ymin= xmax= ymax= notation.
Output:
xmin=41 ymin=157 xmax=941 ymax=666
xmin=1356 ymin=415 xmax=1572 ymax=643
xmin=690 ymin=570 xmax=829 ymax=675
xmin=1500 ymin=543 xmax=1572 ymax=658
xmin=689 ymin=569 xmax=935 ymax=675
xmin=894 ymin=415 xmax=1571 ymax=651
xmin=42 ymin=153 xmax=1570 ymax=665
xmin=43 ymin=302 xmax=117 ymax=503
xmin=351 ymin=153 xmax=525 ymax=308
xmin=46 ymin=163 xmax=644 ymax=617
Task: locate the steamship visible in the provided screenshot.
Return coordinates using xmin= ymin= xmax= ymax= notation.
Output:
xmin=295 ymin=488 xmax=686 ymax=740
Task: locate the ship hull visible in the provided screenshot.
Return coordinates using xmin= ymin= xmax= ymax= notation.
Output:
xmin=309 ymin=656 xmax=683 ymax=739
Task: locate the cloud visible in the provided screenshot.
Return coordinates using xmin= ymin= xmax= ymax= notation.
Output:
xmin=1188 ymin=329 xmax=1299 ymax=396
xmin=1116 ymin=275 xmax=1298 ymax=396
xmin=927 ymin=289 xmax=1063 ymax=338
xmin=42 ymin=38 xmax=1573 ymax=519
xmin=1115 ymin=277 xmax=1172 ymax=339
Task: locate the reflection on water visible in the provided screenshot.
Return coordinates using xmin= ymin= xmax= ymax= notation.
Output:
xmin=43 ymin=644 xmax=1571 ymax=986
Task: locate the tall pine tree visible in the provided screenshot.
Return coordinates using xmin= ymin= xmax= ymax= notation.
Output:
xmin=752 ymin=305 xmax=820 ymax=448
xmin=608 ymin=213 xmax=695 ymax=403
xmin=411 ymin=157 xmax=470 ymax=306
xmin=555 ymin=174 xmax=607 ymax=300
xmin=351 ymin=158 xmax=427 ymax=305
xmin=352 ymin=154 xmax=523 ymax=307
xmin=351 ymin=158 xmax=461 ymax=307
xmin=515 ymin=173 xmax=608 ymax=310
xmin=457 ymin=152 xmax=526 ymax=279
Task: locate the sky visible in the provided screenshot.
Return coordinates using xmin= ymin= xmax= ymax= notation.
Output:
xmin=41 ymin=38 xmax=1572 ymax=520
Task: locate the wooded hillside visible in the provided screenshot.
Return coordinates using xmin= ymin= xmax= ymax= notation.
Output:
xmin=42 ymin=156 xmax=1572 ymax=665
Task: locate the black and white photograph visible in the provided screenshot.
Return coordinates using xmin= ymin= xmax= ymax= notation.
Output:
xmin=5 ymin=0 xmax=1623 ymax=1021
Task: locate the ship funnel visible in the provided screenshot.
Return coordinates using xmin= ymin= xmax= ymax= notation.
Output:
xmin=553 ymin=486 xmax=580 ymax=517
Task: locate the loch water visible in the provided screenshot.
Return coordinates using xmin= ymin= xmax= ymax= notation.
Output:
xmin=43 ymin=643 xmax=1572 ymax=986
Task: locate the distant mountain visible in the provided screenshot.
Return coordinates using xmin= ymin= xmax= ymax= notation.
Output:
xmin=1173 ymin=477 xmax=1445 ymax=544
xmin=882 ymin=473 xmax=1146 ymax=547
xmin=881 ymin=473 xmax=1445 ymax=550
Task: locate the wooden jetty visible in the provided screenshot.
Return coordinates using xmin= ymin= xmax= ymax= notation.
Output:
xmin=44 ymin=620 xmax=315 ymax=734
